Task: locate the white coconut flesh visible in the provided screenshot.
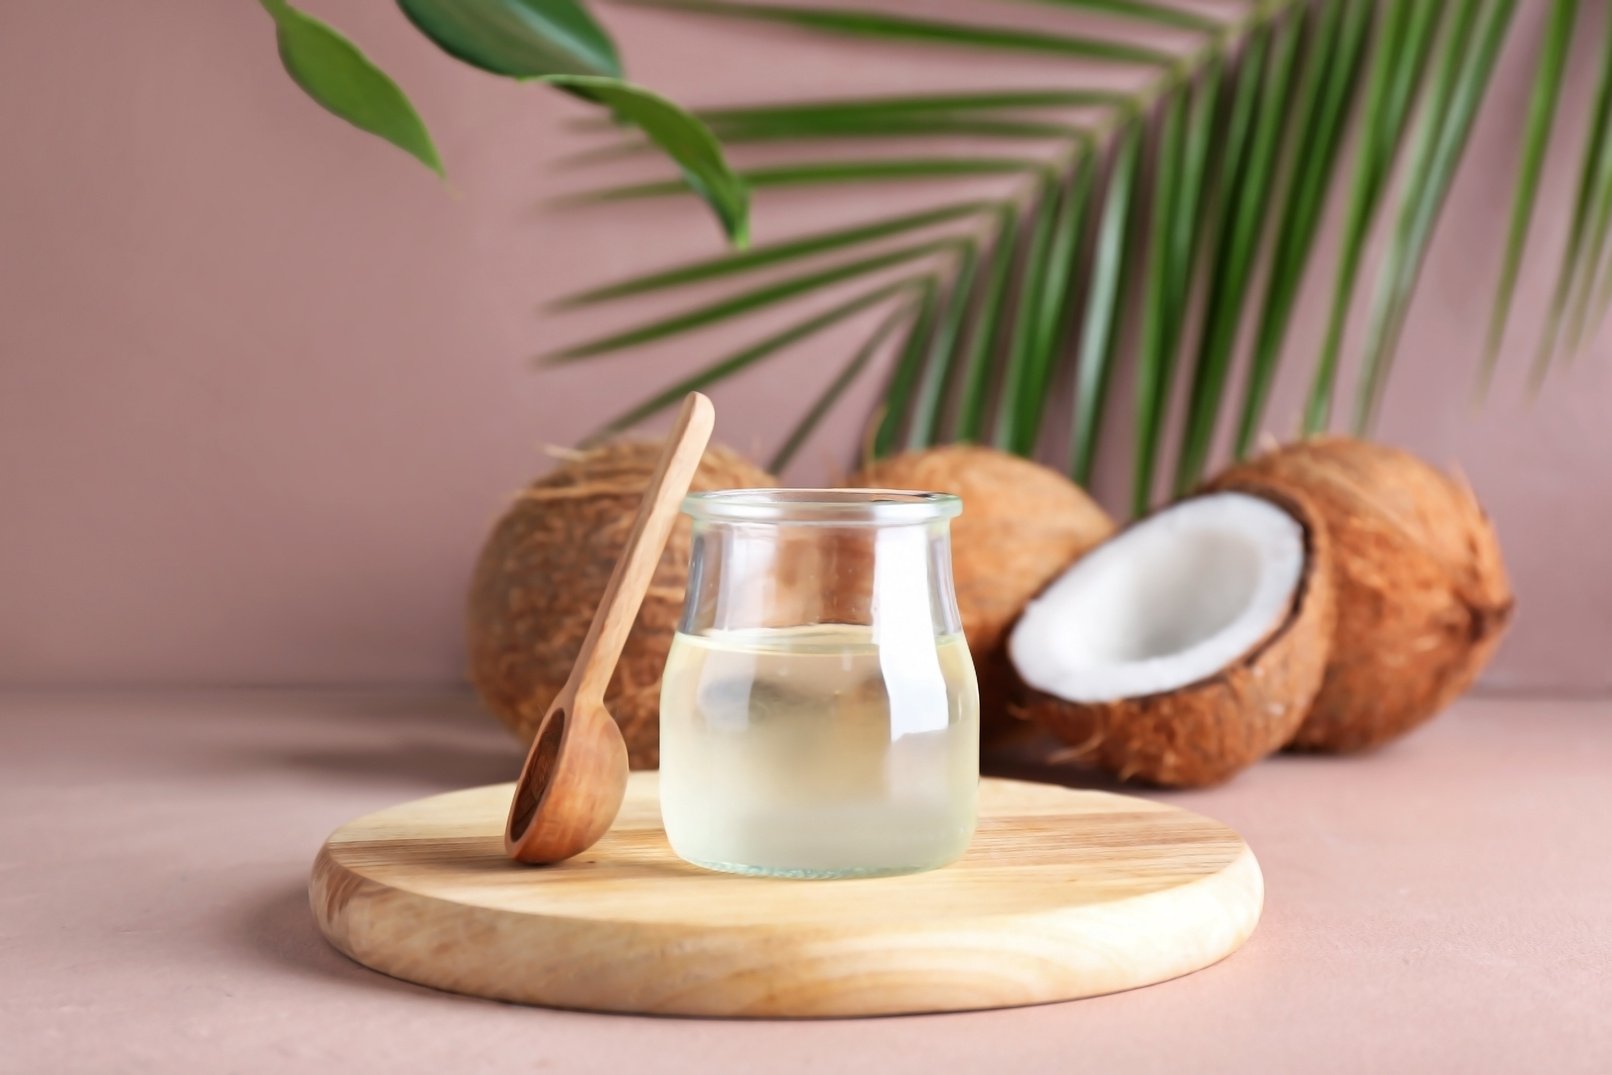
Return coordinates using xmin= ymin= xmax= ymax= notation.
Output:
xmin=1009 ymin=492 xmax=1305 ymax=703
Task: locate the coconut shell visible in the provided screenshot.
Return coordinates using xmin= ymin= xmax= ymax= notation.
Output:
xmin=1208 ymin=437 xmax=1512 ymax=753
xmin=1013 ymin=489 xmax=1335 ymax=788
xmin=467 ymin=440 xmax=775 ymax=769
xmin=849 ymin=445 xmax=1114 ymax=742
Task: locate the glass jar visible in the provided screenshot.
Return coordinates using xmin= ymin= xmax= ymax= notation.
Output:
xmin=660 ymin=489 xmax=979 ymax=878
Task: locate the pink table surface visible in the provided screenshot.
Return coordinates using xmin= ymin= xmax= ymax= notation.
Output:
xmin=2 ymin=690 xmax=1608 ymax=1074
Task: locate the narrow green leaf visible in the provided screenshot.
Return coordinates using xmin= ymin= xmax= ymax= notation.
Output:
xmin=1562 ymin=17 xmax=1612 ymax=360
xmin=259 ymin=0 xmax=443 ymax=176
xmin=1479 ymin=0 xmax=1576 ymax=391
xmin=549 ymin=235 xmax=966 ymax=359
xmin=1357 ymin=0 xmax=1517 ymax=432
xmin=1174 ymin=7 xmax=1302 ymax=489
xmin=396 ymin=0 xmax=620 ymax=78
xmin=1213 ymin=28 xmax=1267 ymax=204
xmin=584 ymin=279 xmax=926 ymax=443
xmin=907 ymin=246 xmax=982 ymax=449
xmin=996 ymin=173 xmax=1063 ymax=454
xmin=952 ymin=206 xmax=1021 ymax=442
xmin=1586 ymin=179 xmax=1612 ymax=347
xmin=557 ymin=201 xmax=994 ymax=307
xmin=1015 ymin=0 xmax=1225 ymax=33
xmin=545 ymin=76 xmax=749 ymax=245
xmin=1022 ymin=151 xmax=1097 ymax=449
xmin=620 ymin=0 xmax=1177 ymax=66
xmin=1532 ymin=3 xmax=1612 ymax=385
xmin=706 ymin=113 xmax=1081 ymax=141
xmin=1070 ymin=122 xmax=1141 ymax=485
xmin=1168 ymin=53 xmax=1221 ymax=335
xmin=695 ymin=89 xmax=1130 ymax=126
xmin=874 ymin=283 xmax=943 ymax=456
xmin=584 ymin=157 xmax=1041 ymax=202
xmin=1226 ymin=0 xmax=1371 ymax=468
xmin=770 ymin=303 xmax=919 ymax=472
xmin=1305 ymin=0 xmax=1442 ymax=432
xmin=1133 ymin=89 xmax=1187 ymax=515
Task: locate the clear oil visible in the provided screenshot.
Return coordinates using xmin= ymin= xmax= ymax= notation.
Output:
xmin=659 ymin=623 xmax=979 ymax=878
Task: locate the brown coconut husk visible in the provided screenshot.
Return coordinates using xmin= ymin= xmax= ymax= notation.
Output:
xmin=1208 ymin=436 xmax=1512 ymax=752
xmin=1011 ymin=488 xmax=1335 ymax=788
xmin=466 ymin=440 xmax=775 ymax=768
xmin=849 ymin=445 xmax=1114 ymax=743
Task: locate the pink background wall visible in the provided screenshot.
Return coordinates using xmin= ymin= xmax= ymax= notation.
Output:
xmin=1 ymin=1 xmax=1608 ymax=692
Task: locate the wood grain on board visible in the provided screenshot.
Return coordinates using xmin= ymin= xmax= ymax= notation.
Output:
xmin=311 ymin=773 xmax=1262 ymax=1017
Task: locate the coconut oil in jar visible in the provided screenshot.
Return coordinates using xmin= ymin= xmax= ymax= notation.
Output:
xmin=660 ymin=624 xmax=979 ymax=877
xmin=663 ymin=489 xmax=980 ymax=878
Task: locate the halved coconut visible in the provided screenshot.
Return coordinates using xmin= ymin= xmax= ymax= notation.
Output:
xmin=1208 ymin=437 xmax=1513 ymax=752
xmin=1009 ymin=490 xmax=1334 ymax=787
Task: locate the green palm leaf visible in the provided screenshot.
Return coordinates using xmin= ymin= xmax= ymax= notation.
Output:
xmin=1069 ymin=120 xmax=1141 ymax=484
xmin=1133 ymin=87 xmax=1188 ymax=514
xmin=1224 ymin=0 xmax=1370 ymax=469
xmin=1356 ymin=0 xmax=1517 ymax=432
xmin=1022 ymin=150 xmax=1098 ymax=450
xmin=556 ymin=201 xmax=994 ymax=306
xmin=547 ymin=0 xmax=1576 ymax=506
xmin=952 ymin=206 xmax=1022 ymax=442
xmin=1015 ymin=0 xmax=1223 ymax=34
xmin=1304 ymin=0 xmax=1442 ymax=432
xmin=1532 ymin=7 xmax=1612 ymax=385
xmin=907 ymin=247 xmax=983 ymax=449
xmin=771 ymin=303 xmax=920 ymax=471
xmin=1173 ymin=9 xmax=1302 ymax=501
xmin=583 ymin=157 xmax=1042 ymax=202
xmin=586 ymin=278 xmax=931 ymax=444
xmin=705 ymin=114 xmax=1082 ymax=141
xmin=549 ymin=236 xmax=966 ymax=359
xmin=873 ymin=282 xmax=944 ymax=455
xmin=696 ymin=89 xmax=1131 ymax=124
xmin=996 ymin=172 xmax=1065 ymax=452
xmin=621 ymin=0 xmax=1179 ymax=66
xmin=1479 ymin=0 xmax=1575 ymax=391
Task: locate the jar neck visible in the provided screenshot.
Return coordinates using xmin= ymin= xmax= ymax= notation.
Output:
xmin=680 ymin=516 xmax=961 ymax=637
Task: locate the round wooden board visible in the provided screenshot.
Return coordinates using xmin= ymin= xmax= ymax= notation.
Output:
xmin=311 ymin=773 xmax=1262 ymax=1018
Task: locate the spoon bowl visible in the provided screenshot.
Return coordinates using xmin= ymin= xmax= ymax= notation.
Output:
xmin=505 ymin=700 xmax=630 ymax=863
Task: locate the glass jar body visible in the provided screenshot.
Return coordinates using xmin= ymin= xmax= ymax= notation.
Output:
xmin=660 ymin=491 xmax=979 ymax=878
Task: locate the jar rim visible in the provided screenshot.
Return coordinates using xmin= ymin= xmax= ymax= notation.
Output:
xmin=682 ymin=488 xmax=961 ymax=524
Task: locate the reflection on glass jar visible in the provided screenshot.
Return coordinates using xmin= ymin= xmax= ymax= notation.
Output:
xmin=660 ymin=490 xmax=979 ymax=878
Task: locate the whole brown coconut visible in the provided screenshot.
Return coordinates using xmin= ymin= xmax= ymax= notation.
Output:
xmin=1010 ymin=489 xmax=1335 ymax=787
xmin=1209 ymin=437 xmax=1513 ymax=752
xmin=849 ymin=445 xmax=1114 ymax=739
xmin=467 ymin=440 xmax=775 ymax=768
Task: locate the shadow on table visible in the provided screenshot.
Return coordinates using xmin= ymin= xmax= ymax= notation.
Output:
xmin=238 ymin=882 xmax=495 ymax=1006
xmin=258 ymin=691 xmax=522 ymax=790
xmin=272 ymin=738 xmax=519 ymax=790
xmin=982 ymin=734 xmax=1140 ymax=795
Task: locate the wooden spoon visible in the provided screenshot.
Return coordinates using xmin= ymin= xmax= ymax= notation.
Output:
xmin=504 ymin=391 xmax=715 ymax=864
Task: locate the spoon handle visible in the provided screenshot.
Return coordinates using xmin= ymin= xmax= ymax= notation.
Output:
xmin=565 ymin=392 xmax=715 ymax=708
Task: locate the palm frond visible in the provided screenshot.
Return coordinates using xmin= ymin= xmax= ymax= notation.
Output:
xmin=582 ymin=157 xmax=1043 ymax=202
xmin=1532 ymin=6 xmax=1612 ymax=386
xmin=1173 ymin=9 xmax=1302 ymax=504
xmin=1479 ymin=0 xmax=1576 ymax=392
xmin=770 ymin=302 xmax=919 ymax=471
xmin=1355 ymin=0 xmax=1517 ymax=432
xmin=555 ymin=0 xmax=1585 ymax=512
xmin=1069 ymin=120 xmax=1142 ymax=484
xmin=1304 ymin=0 xmax=1442 ymax=433
xmin=549 ymin=236 xmax=967 ymax=359
xmin=620 ymin=0 xmax=1184 ymax=66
